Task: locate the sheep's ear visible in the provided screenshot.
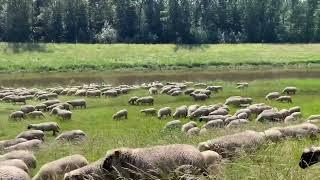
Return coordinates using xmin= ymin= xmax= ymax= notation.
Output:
xmin=102 ymin=156 xmax=112 ymax=171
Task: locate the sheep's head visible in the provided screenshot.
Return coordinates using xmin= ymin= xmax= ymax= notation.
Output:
xmin=102 ymin=149 xmax=127 ymax=172
xmin=299 ymin=147 xmax=320 ymax=169
xmin=27 ymin=124 xmax=32 ymax=129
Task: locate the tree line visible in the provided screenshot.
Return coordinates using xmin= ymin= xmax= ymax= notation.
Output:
xmin=0 ymin=0 xmax=320 ymax=44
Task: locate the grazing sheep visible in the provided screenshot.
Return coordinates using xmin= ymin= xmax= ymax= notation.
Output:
xmin=225 ymin=96 xmax=252 ymax=107
xmin=271 ymin=123 xmax=319 ymax=139
xmin=36 ymin=94 xmax=49 ymax=101
xmin=43 ymin=99 xmax=61 ymax=107
xmin=0 ymin=138 xmax=27 ymax=150
xmin=163 ymin=120 xmax=182 ymax=131
xmin=256 ymin=109 xmax=281 ymax=122
xmin=276 ymin=96 xmax=292 ymax=103
xmin=184 ymin=88 xmax=195 ymax=95
xmin=0 ymin=150 xmax=37 ymax=169
xmin=289 ymin=106 xmax=301 ymax=114
xmin=189 ymin=106 xmax=210 ymax=119
xmin=64 ymin=160 xmax=109 ymax=180
xmin=67 ymin=99 xmax=86 ymax=109
xmin=190 ymin=93 xmax=209 ymax=101
xmin=282 ymin=87 xmax=297 ymax=95
xmin=291 ymin=112 xmax=302 ymax=119
xmin=101 ymin=144 xmax=207 ymax=179
xmin=201 ymin=151 xmax=221 ymax=167
xmin=299 ymin=146 xmax=320 ymax=169
xmin=136 ymin=96 xmax=154 ymax=105
xmin=86 ymin=90 xmax=101 ymax=97
xmin=173 ymin=105 xmax=188 ymax=118
xmin=0 ymin=159 xmax=29 ymax=173
xmin=206 ymin=86 xmax=223 ymax=92
xmin=16 ymin=130 xmax=44 ymax=141
xmin=186 ymin=127 xmax=200 ymax=136
xmin=51 ymin=108 xmax=72 ymax=120
xmin=27 ymin=122 xmax=60 ymax=136
xmin=237 ymin=112 xmax=249 ymax=119
xmin=199 ymin=115 xmax=228 ymax=123
xmin=284 ymin=115 xmax=296 ymax=123
xmin=33 ymin=154 xmax=89 ymax=180
xmin=128 ymin=96 xmax=139 ymax=105
xmin=171 ymin=90 xmax=182 ymax=96
xmin=149 ymin=87 xmax=158 ymax=95
xmin=236 ymin=82 xmax=249 ymax=88
xmin=21 ymin=105 xmax=35 ymax=114
xmin=12 ymin=96 xmax=27 ymax=105
xmin=47 ymin=103 xmax=71 ymax=111
xmin=9 ymin=111 xmax=25 ymax=120
xmin=265 ymin=92 xmax=281 ymax=100
xmin=157 ymin=107 xmax=172 ymax=119
xmin=55 ymin=130 xmax=87 ymax=142
xmin=140 ymin=108 xmax=157 ymax=116
xmin=35 ymin=104 xmax=47 ymax=111
xmin=4 ymin=139 xmax=42 ymax=152
xmin=188 ymin=104 xmax=200 ymax=116
xmin=102 ymin=90 xmax=118 ymax=97
xmin=27 ymin=111 xmax=45 ymax=119
xmin=202 ymin=120 xmax=224 ymax=130
xmin=226 ymin=119 xmax=249 ymax=128
xmin=198 ymin=130 xmax=265 ymax=157
xmin=209 ymin=108 xmax=229 ymax=116
xmin=0 ymin=165 xmax=30 ymax=180
xmin=181 ymin=121 xmax=197 ymax=133
xmin=261 ymin=129 xmax=283 ymax=142
xmin=112 ymin=109 xmax=128 ymax=120
xmin=224 ymin=116 xmax=238 ymax=125
xmin=278 ymin=109 xmax=291 ymax=120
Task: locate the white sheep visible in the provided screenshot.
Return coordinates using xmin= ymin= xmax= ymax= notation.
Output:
xmin=27 ymin=122 xmax=60 ymax=136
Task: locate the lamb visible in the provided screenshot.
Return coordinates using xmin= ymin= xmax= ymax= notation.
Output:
xmin=4 ymin=139 xmax=43 ymax=152
xmin=9 ymin=111 xmax=25 ymax=120
xmin=157 ymin=107 xmax=172 ymax=119
xmin=0 ymin=165 xmax=30 ymax=180
xmin=276 ymin=96 xmax=292 ymax=103
xmin=299 ymin=146 xmax=320 ymax=169
xmin=265 ymin=92 xmax=281 ymax=100
xmin=64 ymin=160 xmax=109 ymax=180
xmin=55 ymin=130 xmax=87 ymax=142
xmin=128 ymin=96 xmax=139 ymax=105
xmin=101 ymin=144 xmax=207 ymax=179
xmin=198 ymin=130 xmax=265 ymax=157
xmin=0 ymin=159 xmax=29 ymax=173
xmin=27 ymin=122 xmax=60 ymax=136
xmin=149 ymin=87 xmax=158 ymax=95
xmin=16 ymin=130 xmax=45 ymax=141
xmin=163 ymin=120 xmax=182 ymax=131
xmin=173 ymin=105 xmax=188 ymax=118
xmin=0 ymin=150 xmax=37 ymax=169
xmin=0 ymin=138 xmax=27 ymax=150
xmin=33 ymin=154 xmax=89 ymax=180
xmin=140 ymin=108 xmax=157 ymax=116
xmin=282 ymin=87 xmax=297 ymax=95
xmin=181 ymin=121 xmax=197 ymax=133
xmin=190 ymin=93 xmax=209 ymax=101
xmin=66 ymin=99 xmax=86 ymax=109
xmin=21 ymin=105 xmax=35 ymax=114
xmin=27 ymin=111 xmax=45 ymax=119
xmin=112 ymin=109 xmax=128 ymax=120
xmin=226 ymin=119 xmax=249 ymax=128
xmin=136 ymin=96 xmax=154 ymax=105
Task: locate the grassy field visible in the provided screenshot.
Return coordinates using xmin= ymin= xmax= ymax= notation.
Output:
xmin=0 ymin=43 xmax=320 ymax=72
xmin=1 ymin=78 xmax=320 ymax=179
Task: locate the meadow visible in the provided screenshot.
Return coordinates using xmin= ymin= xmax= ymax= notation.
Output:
xmin=1 ymin=78 xmax=320 ymax=179
xmin=1 ymin=43 xmax=320 ymax=72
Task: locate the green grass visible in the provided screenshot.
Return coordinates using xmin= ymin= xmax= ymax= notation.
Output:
xmin=1 ymin=78 xmax=320 ymax=179
xmin=0 ymin=43 xmax=320 ymax=72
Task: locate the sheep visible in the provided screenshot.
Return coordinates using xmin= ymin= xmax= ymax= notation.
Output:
xmin=157 ymin=107 xmax=172 ymax=119
xmin=163 ymin=120 xmax=182 ymax=131
xmin=307 ymin=115 xmax=320 ymax=121
xmin=35 ymin=104 xmax=47 ymax=111
xmin=186 ymin=127 xmax=200 ymax=136
xmin=11 ymin=96 xmax=27 ymax=105
xmin=299 ymin=146 xmax=320 ymax=169
xmin=276 ymin=96 xmax=292 ymax=103
xmin=27 ymin=122 xmax=60 ymax=136
xmin=9 ymin=111 xmax=25 ymax=120
xmin=128 ymin=96 xmax=139 ymax=105
xmin=190 ymin=93 xmax=209 ymax=101
xmin=27 ymin=111 xmax=45 ymax=119
xmin=33 ymin=154 xmax=89 ymax=180
xmin=0 ymin=138 xmax=27 ymax=150
xmin=171 ymin=90 xmax=182 ymax=96
xmin=184 ymin=88 xmax=195 ymax=95
xmin=136 ymin=96 xmax=154 ymax=105
xmin=102 ymin=90 xmax=118 ymax=97
xmin=36 ymin=94 xmax=49 ymax=101
xmin=291 ymin=112 xmax=302 ymax=119
xmin=265 ymin=92 xmax=281 ymax=100
xmin=4 ymin=139 xmax=43 ymax=152
xmin=199 ymin=115 xmax=228 ymax=123
xmin=51 ymin=108 xmax=72 ymax=120
xmin=112 ymin=109 xmax=128 ymax=120
xmin=256 ymin=109 xmax=281 ymax=122
xmin=101 ymin=144 xmax=207 ymax=179
xmin=202 ymin=119 xmax=224 ymax=130
xmin=206 ymin=86 xmax=223 ymax=92
xmin=278 ymin=109 xmax=291 ymax=120
xmin=0 ymin=150 xmax=37 ymax=169
xmin=189 ymin=106 xmax=210 ymax=119
xmin=284 ymin=115 xmax=296 ymax=123
xmin=201 ymin=151 xmax=221 ymax=167
xmin=0 ymin=159 xmax=29 ymax=173
xmin=173 ymin=105 xmax=188 ymax=118
xmin=43 ymin=99 xmax=61 ymax=107
xmin=86 ymin=90 xmax=101 ymax=97
xmin=289 ymin=106 xmax=301 ymax=114
xmin=149 ymin=87 xmax=158 ymax=95
xmin=16 ymin=130 xmax=45 ymax=141
xmin=20 ymin=105 xmax=35 ymax=114
xmin=0 ymin=165 xmax=30 ymax=180
xmin=237 ymin=112 xmax=249 ymax=119
xmin=209 ymin=108 xmax=229 ymax=116
xmin=64 ymin=160 xmax=109 ymax=180
xmin=140 ymin=108 xmax=157 ymax=116
xmin=261 ymin=129 xmax=283 ymax=142
xmin=47 ymin=103 xmax=71 ymax=111
xmin=188 ymin=104 xmax=200 ymax=116
xmin=66 ymin=99 xmax=86 ymax=109
xmin=226 ymin=119 xmax=249 ymax=128
xmin=225 ymin=96 xmax=252 ymax=107
xmin=198 ymin=130 xmax=265 ymax=157
xmin=181 ymin=121 xmax=197 ymax=133
xmin=224 ymin=116 xmax=238 ymax=125
xmin=271 ymin=123 xmax=319 ymax=139
xmin=282 ymin=87 xmax=297 ymax=95
xmin=236 ymin=82 xmax=249 ymax=88
xmin=55 ymin=130 xmax=87 ymax=142
xmin=75 ymin=90 xmax=87 ymax=96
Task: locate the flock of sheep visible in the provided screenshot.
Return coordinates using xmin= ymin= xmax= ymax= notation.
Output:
xmin=0 ymin=82 xmax=320 ymax=179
